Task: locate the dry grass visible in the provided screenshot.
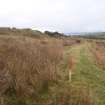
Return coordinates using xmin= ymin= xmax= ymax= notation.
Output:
xmin=55 ymin=84 xmax=93 ymax=105
xmin=62 ymin=38 xmax=81 ymax=46
xmin=90 ymin=41 xmax=105 ymax=69
xmin=0 ymin=35 xmax=63 ymax=103
xmin=0 ymin=35 xmax=93 ymax=105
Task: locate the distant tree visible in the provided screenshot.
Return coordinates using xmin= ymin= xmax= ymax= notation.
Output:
xmin=44 ymin=31 xmax=65 ymax=37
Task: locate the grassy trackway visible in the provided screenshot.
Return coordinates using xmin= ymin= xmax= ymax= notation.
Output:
xmin=65 ymin=42 xmax=105 ymax=105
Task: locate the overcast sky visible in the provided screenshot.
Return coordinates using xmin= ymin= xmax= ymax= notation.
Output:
xmin=0 ymin=0 xmax=105 ymax=33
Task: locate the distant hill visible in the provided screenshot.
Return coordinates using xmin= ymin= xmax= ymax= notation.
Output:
xmin=65 ymin=32 xmax=81 ymax=36
xmin=0 ymin=27 xmax=68 ymax=38
xmin=0 ymin=27 xmax=47 ymax=38
xmin=74 ymin=32 xmax=105 ymax=39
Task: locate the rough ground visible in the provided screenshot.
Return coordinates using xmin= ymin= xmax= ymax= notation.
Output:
xmin=65 ymin=42 xmax=105 ymax=105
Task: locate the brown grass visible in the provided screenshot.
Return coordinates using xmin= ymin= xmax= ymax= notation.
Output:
xmin=0 ymin=35 xmax=93 ymax=105
xmin=55 ymin=83 xmax=93 ymax=105
xmin=68 ymin=55 xmax=76 ymax=71
xmin=62 ymin=38 xmax=81 ymax=46
xmin=90 ymin=41 xmax=105 ymax=69
xmin=0 ymin=35 xmax=63 ymax=103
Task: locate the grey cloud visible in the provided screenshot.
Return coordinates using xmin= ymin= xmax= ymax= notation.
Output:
xmin=0 ymin=0 xmax=105 ymax=32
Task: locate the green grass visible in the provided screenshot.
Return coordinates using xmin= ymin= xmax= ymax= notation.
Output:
xmin=67 ymin=43 xmax=105 ymax=105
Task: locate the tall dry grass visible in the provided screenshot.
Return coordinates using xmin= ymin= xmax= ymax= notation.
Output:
xmin=62 ymin=38 xmax=81 ymax=46
xmin=90 ymin=41 xmax=105 ymax=69
xmin=0 ymin=35 xmax=93 ymax=105
xmin=55 ymin=84 xmax=93 ymax=105
xmin=0 ymin=35 xmax=63 ymax=103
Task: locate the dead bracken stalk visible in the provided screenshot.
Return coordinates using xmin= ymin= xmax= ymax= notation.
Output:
xmin=68 ymin=55 xmax=76 ymax=82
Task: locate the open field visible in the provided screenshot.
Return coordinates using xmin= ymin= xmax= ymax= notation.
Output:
xmin=0 ymin=29 xmax=105 ymax=105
